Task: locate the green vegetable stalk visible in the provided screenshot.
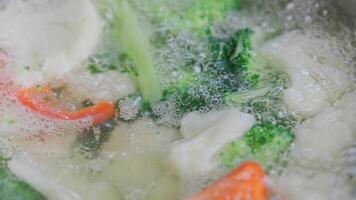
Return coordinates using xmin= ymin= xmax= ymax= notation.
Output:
xmin=112 ymin=0 xmax=161 ymax=104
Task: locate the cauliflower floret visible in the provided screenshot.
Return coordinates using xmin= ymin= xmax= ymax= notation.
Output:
xmin=261 ymin=30 xmax=352 ymax=118
xmin=270 ymin=91 xmax=356 ymax=200
xmin=170 ymin=109 xmax=255 ymax=179
xmin=179 ymin=110 xmax=232 ymax=139
xmin=0 ymin=0 xmax=102 ymax=86
xmin=291 ymin=91 xmax=356 ymax=168
xmin=271 ymin=169 xmax=353 ymax=200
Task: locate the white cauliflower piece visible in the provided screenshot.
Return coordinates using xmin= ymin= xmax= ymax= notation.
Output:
xmin=270 ymin=91 xmax=356 ymax=200
xmin=180 ymin=110 xmax=230 ymax=139
xmin=271 ymin=169 xmax=353 ymax=200
xmin=292 ymin=91 xmax=356 ymax=168
xmin=170 ymin=109 xmax=255 ymax=178
xmin=0 ymin=0 xmax=102 ymax=86
xmin=261 ymin=30 xmax=352 ymax=118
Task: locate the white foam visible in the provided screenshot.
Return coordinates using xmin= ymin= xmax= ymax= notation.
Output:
xmin=0 ymin=68 xmax=90 ymax=149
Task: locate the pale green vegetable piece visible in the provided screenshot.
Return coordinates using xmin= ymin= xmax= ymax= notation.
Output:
xmin=113 ymin=0 xmax=161 ymax=103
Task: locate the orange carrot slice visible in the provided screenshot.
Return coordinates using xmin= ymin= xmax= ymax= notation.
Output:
xmin=188 ymin=161 xmax=268 ymax=200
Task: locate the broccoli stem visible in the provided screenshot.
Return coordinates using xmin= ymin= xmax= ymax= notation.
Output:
xmin=114 ymin=0 xmax=161 ymax=104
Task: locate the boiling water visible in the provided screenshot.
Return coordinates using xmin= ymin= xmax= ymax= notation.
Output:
xmin=0 ymin=0 xmax=355 ymax=200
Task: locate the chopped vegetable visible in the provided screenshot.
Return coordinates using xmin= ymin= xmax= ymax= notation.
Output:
xmin=225 ymin=71 xmax=295 ymax=128
xmin=160 ymin=28 xmax=257 ymax=117
xmin=219 ymin=123 xmax=295 ymax=170
xmin=88 ymin=63 xmax=118 ymax=74
xmin=261 ymin=30 xmax=352 ymax=118
xmin=161 ymin=71 xmax=239 ymax=114
xmin=111 ymin=0 xmax=161 ymax=104
xmin=0 ymin=158 xmax=45 ymax=200
xmin=6 ymin=118 xmax=16 ymax=125
xmin=126 ymin=0 xmax=239 ymax=36
xmin=188 ymin=161 xmax=268 ymax=200
xmin=211 ymin=28 xmax=258 ymax=85
xmin=179 ymin=0 xmax=240 ymax=35
xmin=17 ymin=86 xmax=115 ymax=126
xmin=170 ymin=109 xmax=255 ymax=178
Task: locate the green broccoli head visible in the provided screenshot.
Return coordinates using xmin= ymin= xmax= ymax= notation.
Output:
xmin=219 ymin=123 xmax=295 ymax=170
xmin=160 ymin=28 xmax=259 ymax=116
xmin=0 ymin=158 xmax=45 ymax=200
xmin=161 ymin=70 xmax=241 ymax=115
xmin=183 ymin=0 xmax=240 ymax=35
xmin=125 ymin=0 xmax=239 ymax=36
xmin=211 ymin=28 xmax=259 ymax=86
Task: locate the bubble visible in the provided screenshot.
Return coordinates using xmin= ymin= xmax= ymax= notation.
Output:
xmin=118 ymin=97 xmax=140 ymax=121
xmin=304 ymin=15 xmax=313 ymax=23
xmin=286 ymin=3 xmax=295 ymax=10
xmin=0 ymin=68 xmax=90 ymax=156
xmin=152 ymin=100 xmax=182 ymax=127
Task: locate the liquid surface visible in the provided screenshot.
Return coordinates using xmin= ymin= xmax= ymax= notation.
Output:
xmin=0 ymin=0 xmax=355 ymax=200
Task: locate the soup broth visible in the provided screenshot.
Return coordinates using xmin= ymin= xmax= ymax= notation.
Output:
xmin=0 ymin=0 xmax=355 ymax=200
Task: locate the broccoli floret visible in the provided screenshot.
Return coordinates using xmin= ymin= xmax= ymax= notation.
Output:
xmin=160 ymin=28 xmax=258 ymax=116
xmin=211 ymin=28 xmax=259 ymax=86
xmin=161 ymin=71 xmax=239 ymax=114
xmin=219 ymin=123 xmax=295 ymax=170
xmin=182 ymin=0 xmax=240 ymax=35
xmin=0 ymin=158 xmax=45 ymax=200
xmin=94 ymin=0 xmax=247 ymax=107
xmin=127 ymin=0 xmax=239 ymax=36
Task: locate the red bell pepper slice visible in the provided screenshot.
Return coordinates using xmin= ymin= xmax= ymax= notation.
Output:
xmin=17 ymin=86 xmax=115 ymax=126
